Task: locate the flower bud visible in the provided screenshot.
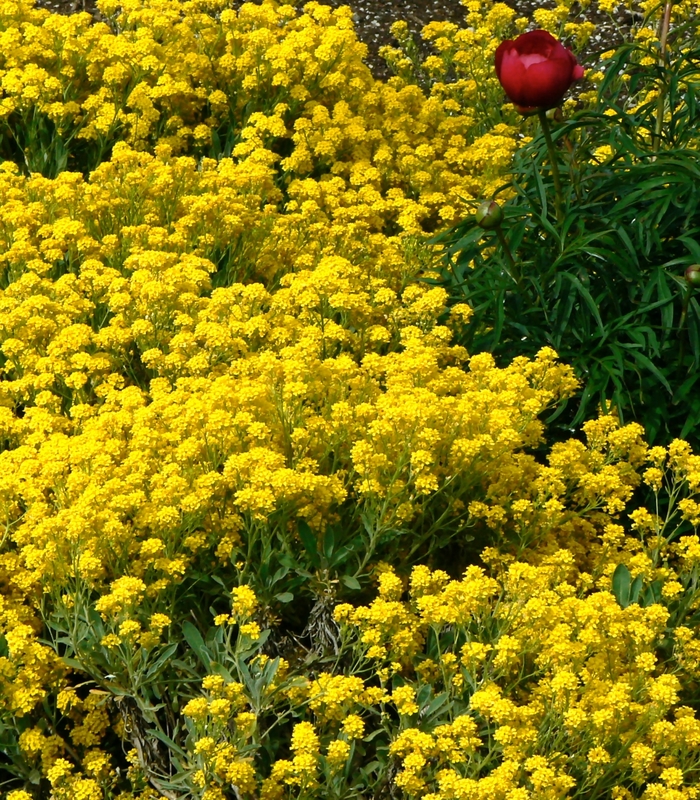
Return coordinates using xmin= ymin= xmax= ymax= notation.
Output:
xmin=475 ymin=200 xmax=503 ymax=230
xmin=685 ymin=264 xmax=700 ymax=288
xmin=495 ymin=30 xmax=584 ymax=112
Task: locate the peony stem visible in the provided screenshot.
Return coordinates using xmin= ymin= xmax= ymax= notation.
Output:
xmin=677 ymin=285 xmax=692 ymax=371
xmin=537 ymin=110 xmax=564 ymax=224
xmin=653 ymin=1 xmax=673 ymax=153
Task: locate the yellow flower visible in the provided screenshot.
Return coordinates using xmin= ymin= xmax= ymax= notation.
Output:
xmin=342 ymin=714 xmax=365 ymax=739
xmin=392 ymin=686 xmax=419 ymax=716
xmin=326 ymin=739 xmax=351 ymax=767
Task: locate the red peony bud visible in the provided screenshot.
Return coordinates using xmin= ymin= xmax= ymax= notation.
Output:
xmin=495 ymin=30 xmax=584 ymax=113
xmin=685 ymin=264 xmax=700 ymax=288
xmin=475 ymin=200 xmax=504 ymax=229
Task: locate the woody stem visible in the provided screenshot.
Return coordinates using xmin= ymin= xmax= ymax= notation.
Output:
xmin=537 ymin=110 xmax=564 ymax=224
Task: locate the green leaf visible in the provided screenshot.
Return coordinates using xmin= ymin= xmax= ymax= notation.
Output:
xmin=674 ymin=371 xmax=700 ymax=403
xmin=531 ymin=158 xmax=548 ymax=219
xmin=271 ymin=565 xmax=290 ymax=584
xmin=678 ymin=232 xmax=700 ymax=262
xmin=612 ymin=563 xmax=631 ymax=608
xmin=653 ymin=270 xmax=674 ymax=336
xmin=613 ymin=226 xmax=640 ymax=266
xmin=181 ymin=621 xmax=212 ymax=669
xmin=445 ymin=226 xmax=484 ymax=257
xmin=298 ymin=519 xmax=320 ymax=568
xmin=688 ymin=296 xmax=700 ymax=365
xmin=149 ymin=727 xmax=188 ymax=759
xmin=323 ymin=525 xmax=337 ymax=560
xmin=169 ymin=658 xmax=201 ymax=676
xmin=211 ymin=663 xmax=235 ymax=683
xmin=559 ymin=271 xmax=605 ymax=336
xmin=278 ymin=552 xmax=295 ymax=569
xmin=629 ymin=575 xmax=643 ymax=605
xmin=275 ymin=592 xmax=294 ymax=603
xmin=329 ymin=544 xmax=354 ymax=568
xmin=681 ymin=407 xmax=700 ymax=441
xmin=416 ymin=683 xmax=432 ymax=706
xmin=641 ymin=580 xmax=663 ymax=607
xmin=144 ymin=643 xmax=179 ymax=681
xmin=341 ymin=575 xmax=361 ymax=591
xmin=424 ymin=692 xmax=450 ymax=719
xmin=621 ymin=347 xmax=673 ymax=395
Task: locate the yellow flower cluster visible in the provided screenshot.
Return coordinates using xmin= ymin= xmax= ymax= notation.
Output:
xmin=180 ymin=629 xmax=379 ymax=799
xmin=0 ymin=0 xmax=523 ymax=210
xmin=176 ymin=429 xmax=700 ymax=799
xmin=1 ymin=0 xmax=700 ymax=797
xmin=335 ymin=458 xmax=700 ymax=798
xmin=0 ymin=114 xmax=584 ymax=615
xmin=179 ymin=648 xmax=287 ymax=799
xmin=0 ymin=8 xmax=584 ymax=777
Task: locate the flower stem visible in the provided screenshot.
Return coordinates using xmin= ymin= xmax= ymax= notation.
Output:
xmin=677 ymin=285 xmax=692 ymax=371
xmin=496 ymin=226 xmax=522 ymax=288
xmin=653 ymin=1 xmax=674 ymax=152
xmin=537 ymin=110 xmax=564 ymax=223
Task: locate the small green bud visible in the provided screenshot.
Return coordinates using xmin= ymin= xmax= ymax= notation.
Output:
xmin=685 ymin=264 xmax=700 ymax=288
xmin=475 ymin=200 xmax=503 ymax=230
xmin=545 ymin=107 xmax=563 ymax=123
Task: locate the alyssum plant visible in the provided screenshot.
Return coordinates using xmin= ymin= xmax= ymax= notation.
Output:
xmin=428 ymin=16 xmax=700 ymax=450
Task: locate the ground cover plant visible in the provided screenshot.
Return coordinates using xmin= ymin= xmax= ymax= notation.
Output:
xmin=0 ymin=0 xmax=700 ymax=798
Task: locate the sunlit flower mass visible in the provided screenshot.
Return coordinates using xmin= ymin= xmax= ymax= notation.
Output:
xmin=1 ymin=0 xmax=700 ymax=797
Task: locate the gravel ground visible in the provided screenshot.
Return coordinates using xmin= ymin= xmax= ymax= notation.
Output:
xmin=33 ymin=0 xmax=638 ymax=83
